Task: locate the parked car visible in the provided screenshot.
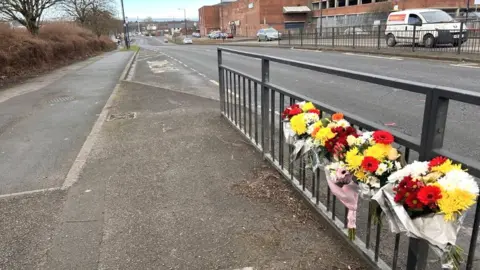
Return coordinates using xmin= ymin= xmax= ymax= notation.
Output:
xmin=183 ymin=38 xmax=193 ymax=44
xmin=226 ymin=33 xmax=234 ymax=39
xmin=192 ymin=32 xmax=201 ymax=38
xmin=209 ymin=31 xmax=221 ymax=39
xmin=385 ymin=8 xmax=468 ymax=48
xmin=164 ymin=39 xmax=168 ymax=43
xmin=343 ymin=27 xmax=370 ymax=35
xmin=257 ymin=28 xmax=281 ymax=41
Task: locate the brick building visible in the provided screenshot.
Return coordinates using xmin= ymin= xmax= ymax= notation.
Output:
xmin=199 ymin=0 xmax=312 ymax=37
xmin=311 ymin=0 xmax=472 ymax=27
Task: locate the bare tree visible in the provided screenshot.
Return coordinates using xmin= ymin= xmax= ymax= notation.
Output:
xmin=62 ymin=0 xmax=115 ymax=25
xmin=0 ymin=0 xmax=63 ymax=34
xmin=83 ymin=0 xmax=117 ymax=37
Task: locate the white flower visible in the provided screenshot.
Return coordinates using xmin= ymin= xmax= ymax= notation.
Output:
xmin=367 ymin=176 xmax=381 ymax=188
xmin=438 ymin=170 xmax=479 ymax=195
xmin=375 ymin=163 xmax=388 ymax=176
xmin=388 ymin=161 xmax=429 ymax=183
xmin=304 ymin=113 xmax=319 ymax=125
xmin=395 ymin=161 xmax=403 ymax=170
xmin=361 ymin=131 xmax=373 ymax=140
xmin=335 ymin=119 xmax=351 ymax=128
xmin=347 ymin=135 xmax=357 ymax=146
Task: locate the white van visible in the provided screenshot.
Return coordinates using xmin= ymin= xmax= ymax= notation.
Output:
xmin=385 ymin=9 xmax=468 ymax=48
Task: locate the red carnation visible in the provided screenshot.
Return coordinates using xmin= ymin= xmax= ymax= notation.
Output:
xmin=308 ymin=108 xmax=321 ymax=115
xmin=325 ymin=139 xmax=336 ymax=153
xmin=428 ymin=156 xmax=448 ymax=169
xmin=373 ymin=130 xmax=394 ymax=145
xmin=282 ymin=106 xmax=303 ymax=120
xmin=406 ymin=179 xmax=424 ymax=191
xmin=417 ymin=186 xmax=442 ymax=206
xmin=361 ymin=157 xmax=379 ymax=173
xmin=405 ymin=192 xmax=424 ymax=210
xmin=345 ymin=126 xmax=357 ymax=136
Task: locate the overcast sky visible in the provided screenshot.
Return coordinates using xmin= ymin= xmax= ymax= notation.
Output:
xmin=119 ymin=0 xmax=220 ymax=20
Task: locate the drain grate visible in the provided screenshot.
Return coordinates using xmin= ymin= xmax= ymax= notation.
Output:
xmin=49 ymin=96 xmax=75 ymax=104
xmin=107 ymin=112 xmax=136 ymax=121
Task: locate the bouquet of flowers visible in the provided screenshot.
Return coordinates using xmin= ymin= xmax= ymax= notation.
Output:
xmin=373 ymin=157 xmax=479 ymax=269
xmin=309 ymin=113 xmax=359 ymax=163
xmin=281 ymin=101 xmax=321 ymax=161
xmin=344 ymin=130 xmax=403 ymax=198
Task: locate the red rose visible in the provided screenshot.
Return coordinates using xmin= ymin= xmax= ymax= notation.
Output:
xmin=373 ymin=130 xmax=394 ymax=145
xmin=308 ymin=108 xmax=321 ymax=115
xmin=282 ymin=105 xmax=303 ymax=120
xmin=417 ymin=186 xmax=442 ymax=207
xmin=405 ymin=192 xmax=424 ymax=210
xmin=428 ymin=156 xmax=448 ymax=169
xmin=361 ymin=157 xmax=379 ymax=173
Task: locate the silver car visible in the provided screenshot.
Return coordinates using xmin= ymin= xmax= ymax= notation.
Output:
xmin=257 ymin=28 xmax=281 ymax=41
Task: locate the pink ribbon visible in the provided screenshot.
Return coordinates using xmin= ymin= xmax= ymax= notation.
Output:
xmin=325 ymin=172 xmax=359 ymax=229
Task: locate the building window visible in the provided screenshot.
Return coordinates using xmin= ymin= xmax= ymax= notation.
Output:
xmin=362 ymin=0 xmax=372 ymax=3
xmin=338 ymin=0 xmax=346 ymax=7
xmin=348 ymin=0 xmax=357 ymax=6
xmin=327 ymin=0 xmax=335 ymax=8
xmin=312 ymin=2 xmax=320 ymax=10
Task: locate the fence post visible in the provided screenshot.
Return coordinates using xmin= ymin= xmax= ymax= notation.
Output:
xmin=300 ymin=28 xmax=304 ymax=47
xmin=286 ymin=30 xmax=290 ymax=46
xmin=261 ymin=58 xmax=270 ymax=155
xmin=409 ymin=90 xmax=449 ymax=270
xmin=315 ymin=28 xmax=318 ymax=47
xmin=412 ymin=25 xmax=416 ymax=52
xmin=352 ymin=26 xmax=356 ymax=49
xmin=377 ymin=25 xmax=381 ymax=49
xmin=457 ymin=22 xmax=464 ymax=55
xmin=278 ymin=30 xmax=281 ymax=46
xmin=332 ymin=27 xmax=335 ymax=47
xmin=217 ymin=48 xmax=224 ymax=113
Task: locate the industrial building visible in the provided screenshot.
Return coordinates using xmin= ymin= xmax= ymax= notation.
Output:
xmin=199 ymin=0 xmax=474 ymax=37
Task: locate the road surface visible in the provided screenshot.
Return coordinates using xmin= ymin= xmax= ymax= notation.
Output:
xmin=136 ymin=36 xmax=480 ymax=163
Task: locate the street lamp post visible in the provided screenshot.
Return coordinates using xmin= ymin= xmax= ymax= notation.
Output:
xmin=178 ymin=8 xmax=187 ymax=37
xmin=120 ymin=0 xmax=129 ymax=49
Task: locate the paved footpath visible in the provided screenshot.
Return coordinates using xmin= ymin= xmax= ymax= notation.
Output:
xmin=0 ymin=49 xmax=368 ymax=269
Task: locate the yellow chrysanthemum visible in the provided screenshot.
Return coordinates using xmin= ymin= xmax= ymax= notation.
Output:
xmin=364 ymin=144 xmax=392 ymax=161
xmin=431 ymin=159 xmax=462 ymax=174
xmin=314 ymin=127 xmax=336 ymax=146
xmin=346 ymin=148 xmax=363 ymax=171
xmin=301 ymin=102 xmax=315 ymax=112
xmin=436 ymin=186 xmax=477 ymax=221
xmin=290 ymin=113 xmax=307 ymax=135
xmin=355 ymin=170 xmax=368 ymax=182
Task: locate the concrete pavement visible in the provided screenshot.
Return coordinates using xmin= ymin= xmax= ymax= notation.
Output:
xmin=45 ymin=78 xmax=369 ymax=269
xmin=0 ymin=51 xmax=133 ymax=195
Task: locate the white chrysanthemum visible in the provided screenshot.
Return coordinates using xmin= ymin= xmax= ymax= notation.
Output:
xmin=395 ymin=161 xmax=403 ymax=170
xmin=326 ymin=161 xmax=345 ymax=177
xmin=307 ymin=124 xmax=316 ymax=135
xmin=438 ymin=170 xmax=479 ymax=195
xmin=335 ymin=119 xmax=351 ymax=128
xmin=375 ymin=163 xmax=388 ymax=176
xmin=347 ymin=135 xmax=357 ymax=146
xmin=304 ymin=113 xmax=319 ymax=124
xmin=367 ymin=176 xmax=381 ymax=188
xmin=298 ymin=101 xmax=306 ymax=107
xmin=388 ymin=161 xmax=429 ymax=183
xmin=361 ymin=131 xmax=373 ymax=140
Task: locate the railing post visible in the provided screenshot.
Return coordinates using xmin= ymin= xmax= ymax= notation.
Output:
xmin=217 ymin=48 xmax=225 ymax=113
xmin=412 ymin=25 xmax=416 ymax=52
xmin=377 ymin=25 xmax=381 ymax=49
xmin=409 ymin=91 xmax=449 ymax=270
xmin=332 ymin=27 xmax=335 ymax=47
xmin=278 ymin=30 xmax=281 ymax=46
xmin=457 ymin=22 xmax=464 ymax=55
xmin=261 ymin=58 xmax=270 ymax=155
xmin=352 ymin=26 xmax=356 ymax=49
xmin=300 ymin=28 xmax=304 ymax=47
xmin=315 ymin=28 xmax=318 ymax=47
xmin=288 ymin=30 xmax=291 ymax=46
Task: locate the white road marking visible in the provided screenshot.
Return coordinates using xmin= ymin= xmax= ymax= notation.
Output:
xmin=190 ymin=68 xmax=197 ymax=72
xmin=450 ymin=63 xmax=480 ymax=68
xmin=183 ymin=64 xmax=188 ymax=67
xmin=209 ymin=80 xmax=219 ymax=86
xmin=343 ymin=52 xmax=403 ymax=61
xmin=0 ymin=187 xmax=61 ymax=199
xmin=292 ymin=48 xmax=322 ymax=52
xmin=62 ymin=49 xmax=138 ymax=189
xmin=198 ymin=73 xmax=207 ymax=77
xmin=147 ymin=60 xmax=178 ymax=73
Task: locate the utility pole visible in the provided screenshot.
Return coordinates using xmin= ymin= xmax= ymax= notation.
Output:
xmin=137 ymin=16 xmax=140 ymax=34
xmin=466 ymin=0 xmax=471 ymax=21
xmin=120 ymin=0 xmax=129 ymax=49
xmin=178 ymin=8 xmax=187 ymax=36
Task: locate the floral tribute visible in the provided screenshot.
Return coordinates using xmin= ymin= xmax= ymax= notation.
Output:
xmin=373 ymin=157 xmax=479 ymax=269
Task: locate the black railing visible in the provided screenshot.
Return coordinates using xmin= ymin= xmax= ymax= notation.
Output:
xmin=279 ymin=22 xmax=480 ymax=55
xmin=217 ymin=47 xmax=480 ymax=270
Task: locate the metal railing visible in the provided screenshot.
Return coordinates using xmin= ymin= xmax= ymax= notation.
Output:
xmin=217 ymin=47 xmax=480 ymax=270
xmin=279 ymin=22 xmax=480 ymax=55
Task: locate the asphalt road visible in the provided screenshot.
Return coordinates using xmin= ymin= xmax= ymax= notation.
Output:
xmin=136 ymin=36 xmax=480 ymax=164
xmin=0 ymin=52 xmax=132 ymax=195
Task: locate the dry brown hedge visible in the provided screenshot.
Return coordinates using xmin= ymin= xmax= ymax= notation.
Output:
xmin=0 ymin=23 xmax=116 ymax=82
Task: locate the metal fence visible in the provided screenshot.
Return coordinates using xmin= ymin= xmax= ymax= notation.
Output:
xmin=279 ymin=22 xmax=480 ymax=55
xmin=217 ymin=47 xmax=480 ymax=269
